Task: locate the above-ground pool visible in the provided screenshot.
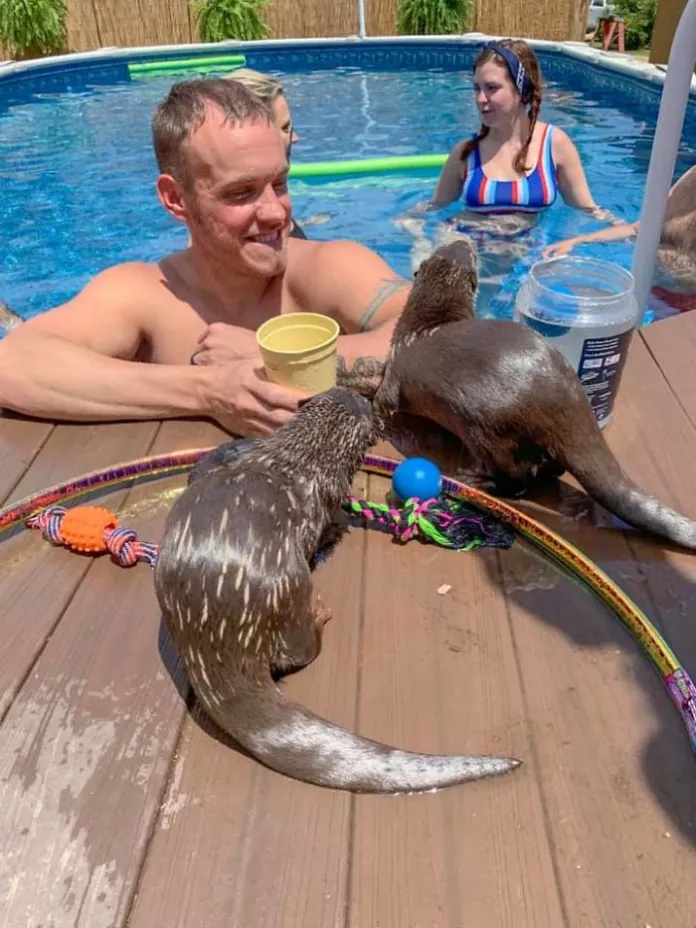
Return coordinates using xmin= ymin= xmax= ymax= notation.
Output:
xmin=2 ymin=39 xmax=696 ymax=322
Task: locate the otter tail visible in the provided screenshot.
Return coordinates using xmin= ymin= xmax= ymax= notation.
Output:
xmin=560 ymin=431 xmax=696 ymax=550
xmin=203 ymin=683 xmax=521 ymax=794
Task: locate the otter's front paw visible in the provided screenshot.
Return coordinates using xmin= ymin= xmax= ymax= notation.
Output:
xmin=312 ymin=597 xmax=333 ymax=630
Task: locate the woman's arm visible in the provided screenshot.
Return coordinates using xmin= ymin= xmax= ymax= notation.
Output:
xmin=543 ymin=221 xmax=639 ymax=258
xmin=552 ymin=127 xmax=627 ymax=226
xmin=432 ymin=141 xmax=468 ymax=208
xmin=552 ymin=128 xmax=598 ymax=209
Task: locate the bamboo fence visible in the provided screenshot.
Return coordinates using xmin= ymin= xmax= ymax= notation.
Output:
xmin=44 ymin=0 xmax=587 ymax=56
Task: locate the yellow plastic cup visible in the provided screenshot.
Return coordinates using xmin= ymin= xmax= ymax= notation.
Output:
xmin=256 ymin=312 xmax=340 ymax=395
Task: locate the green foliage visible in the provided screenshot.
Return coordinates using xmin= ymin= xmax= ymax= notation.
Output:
xmin=396 ymin=0 xmax=472 ymax=36
xmin=0 ymin=0 xmax=68 ymax=58
xmin=193 ymin=0 xmax=270 ymax=43
xmin=610 ymin=0 xmax=657 ymax=50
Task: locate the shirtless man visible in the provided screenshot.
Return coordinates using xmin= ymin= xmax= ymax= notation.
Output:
xmin=0 ymin=78 xmax=409 ymax=436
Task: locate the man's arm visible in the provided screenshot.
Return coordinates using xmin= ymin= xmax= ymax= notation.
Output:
xmin=0 ymin=329 xmax=212 ymax=421
xmin=296 ymin=239 xmax=411 ymax=396
xmin=0 ymin=264 xmax=299 ymax=434
xmin=0 ymin=263 xmax=190 ymax=420
xmin=0 ymin=323 xmax=298 ymax=434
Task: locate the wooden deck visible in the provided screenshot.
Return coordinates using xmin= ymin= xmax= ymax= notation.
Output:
xmin=1 ymin=313 xmax=695 ymax=928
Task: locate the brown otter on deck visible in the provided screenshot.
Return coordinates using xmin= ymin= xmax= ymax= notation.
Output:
xmin=374 ymin=239 xmax=696 ymax=550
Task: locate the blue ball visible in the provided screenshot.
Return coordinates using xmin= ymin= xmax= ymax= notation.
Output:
xmin=392 ymin=457 xmax=443 ymax=502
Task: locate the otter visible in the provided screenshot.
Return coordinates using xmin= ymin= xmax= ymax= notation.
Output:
xmin=654 ymin=164 xmax=696 ymax=289
xmin=155 ymin=387 xmax=521 ymax=793
xmin=374 ymin=240 xmax=696 ymax=550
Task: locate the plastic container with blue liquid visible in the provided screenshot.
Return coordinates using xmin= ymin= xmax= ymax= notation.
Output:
xmin=514 ymin=256 xmax=639 ymax=429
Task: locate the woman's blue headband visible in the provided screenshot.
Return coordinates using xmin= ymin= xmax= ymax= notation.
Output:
xmin=478 ymin=43 xmax=533 ymax=104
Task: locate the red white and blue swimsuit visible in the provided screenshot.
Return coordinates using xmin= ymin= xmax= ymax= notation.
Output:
xmin=461 ymin=125 xmax=558 ymax=214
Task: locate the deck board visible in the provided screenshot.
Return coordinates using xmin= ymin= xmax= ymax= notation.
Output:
xmin=641 ymin=310 xmax=696 ymax=430
xmin=0 ymin=411 xmax=53 ymax=504
xmin=626 ymin=331 xmax=696 ymax=672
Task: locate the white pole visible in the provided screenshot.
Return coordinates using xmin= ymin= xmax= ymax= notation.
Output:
xmin=358 ymin=0 xmax=367 ymax=37
xmin=631 ymin=0 xmax=696 ymax=314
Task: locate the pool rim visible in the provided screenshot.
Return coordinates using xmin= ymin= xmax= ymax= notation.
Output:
xmin=0 ymin=33 xmax=691 ymax=99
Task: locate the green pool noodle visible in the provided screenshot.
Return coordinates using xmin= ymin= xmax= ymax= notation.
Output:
xmin=128 ymin=54 xmax=246 ymax=75
xmin=289 ymin=153 xmax=448 ymax=180
xmin=130 ymin=63 xmax=246 ymax=80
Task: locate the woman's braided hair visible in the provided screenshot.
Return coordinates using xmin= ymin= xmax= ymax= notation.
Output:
xmin=460 ymin=39 xmax=543 ymax=176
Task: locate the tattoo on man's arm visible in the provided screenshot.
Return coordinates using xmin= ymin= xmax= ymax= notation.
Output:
xmin=336 ymin=355 xmax=386 ymax=397
xmin=358 ymin=277 xmax=410 ymax=332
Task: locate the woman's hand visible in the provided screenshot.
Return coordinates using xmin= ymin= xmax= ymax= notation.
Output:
xmin=542 ymin=238 xmax=579 ymax=259
xmin=407 ymin=200 xmax=434 ymax=216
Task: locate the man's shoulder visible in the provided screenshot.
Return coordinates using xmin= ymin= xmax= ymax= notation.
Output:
xmin=68 ymin=258 xmax=183 ymax=322
xmin=21 ymin=257 xmax=177 ymax=340
xmin=287 ymin=236 xmax=410 ymax=293
xmin=86 ymin=259 xmax=168 ymax=294
xmin=288 ymin=236 xmax=395 ymax=277
xmin=286 ymin=236 xmax=410 ymax=329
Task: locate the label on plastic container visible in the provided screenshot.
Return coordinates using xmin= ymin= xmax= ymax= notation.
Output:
xmin=577 ymin=329 xmax=633 ymax=425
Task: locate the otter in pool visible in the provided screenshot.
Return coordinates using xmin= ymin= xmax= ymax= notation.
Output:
xmin=374 ymin=240 xmax=696 ymax=550
xmin=155 ymin=387 xmax=521 ymax=793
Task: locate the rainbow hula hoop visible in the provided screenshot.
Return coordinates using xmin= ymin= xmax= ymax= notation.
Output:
xmin=1 ymin=447 xmax=694 ymax=753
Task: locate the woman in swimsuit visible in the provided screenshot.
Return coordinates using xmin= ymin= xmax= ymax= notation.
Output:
xmin=434 ymin=39 xmax=600 ymax=220
xmin=399 ymin=40 xmax=609 ymax=310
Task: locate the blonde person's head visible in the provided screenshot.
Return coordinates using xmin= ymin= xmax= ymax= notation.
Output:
xmin=225 ymin=68 xmax=298 ymax=149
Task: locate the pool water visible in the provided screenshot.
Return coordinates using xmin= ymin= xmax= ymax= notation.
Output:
xmin=2 ymin=65 xmax=696 ymax=321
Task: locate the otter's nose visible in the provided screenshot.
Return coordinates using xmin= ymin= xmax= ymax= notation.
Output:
xmin=339 ymin=387 xmax=372 ymax=417
xmin=437 ymin=239 xmax=477 ymax=270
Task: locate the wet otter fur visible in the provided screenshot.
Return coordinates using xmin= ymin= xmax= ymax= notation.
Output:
xmin=655 ymin=164 xmax=696 ymax=288
xmin=155 ymin=387 xmax=521 ymax=793
xmin=374 ymin=240 xmax=696 ymax=549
